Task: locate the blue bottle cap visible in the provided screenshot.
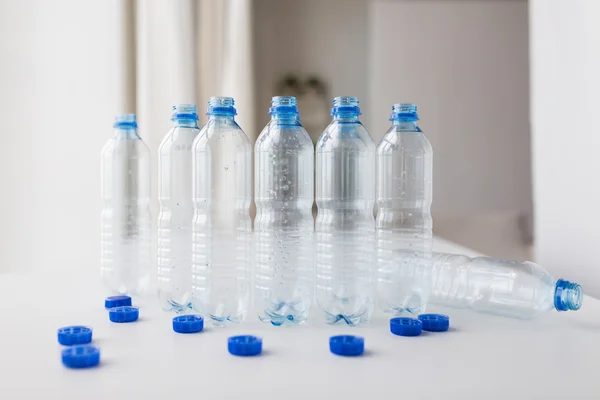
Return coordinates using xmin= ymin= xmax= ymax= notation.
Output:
xmin=173 ymin=315 xmax=204 ymax=334
xmin=61 ymin=345 xmax=100 ymax=369
xmin=554 ymin=279 xmax=583 ymax=311
xmin=390 ymin=103 xmax=419 ymax=121
xmin=418 ymin=314 xmax=450 ymax=332
xmin=104 ymin=295 xmax=132 ymax=309
xmin=172 ymin=104 xmax=199 ymax=120
xmin=114 ymin=114 xmax=137 ymax=129
xmin=228 ymin=335 xmax=262 ymax=356
xmin=390 ymin=317 xmax=423 ymax=337
xmin=329 ymin=335 xmax=364 ymax=356
xmin=108 ymin=306 xmax=139 ymax=323
xmin=57 ymin=326 xmax=93 ymax=345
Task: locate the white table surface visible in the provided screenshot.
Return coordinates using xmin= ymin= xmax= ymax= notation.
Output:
xmin=1 ymin=238 xmax=599 ymax=400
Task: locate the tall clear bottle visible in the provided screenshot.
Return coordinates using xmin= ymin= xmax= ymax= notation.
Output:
xmin=101 ymin=114 xmax=151 ymax=295
xmin=422 ymin=253 xmax=582 ymax=319
xmin=376 ymin=103 xmax=433 ymax=316
xmin=191 ymin=97 xmax=252 ymax=325
xmin=254 ymin=96 xmax=314 ymax=326
xmin=315 ymin=96 xmax=376 ymax=325
xmin=157 ymin=105 xmax=200 ymax=312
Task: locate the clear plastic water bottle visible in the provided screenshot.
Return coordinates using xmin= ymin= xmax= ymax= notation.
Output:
xmin=315 ymin=96 xmax=376 ymax=325
xmin=426 ymin=253 xmax=582 ymax=319
xmin=100 ymin=114 xmax=151 ymax=295
xmin=254 ymin=96 xmax=314 ymax=326
xmin=191 ymin=97 xmax=252 ymax=325
xmin=157 ymin=105 xmax=201 ymax=312
xmin=376 ymin=103 xmax=433 ymax=317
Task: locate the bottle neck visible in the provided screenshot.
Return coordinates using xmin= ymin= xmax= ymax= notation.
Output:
xmin=207 ymin=115 xmax=235 ymax=123
xmin=554 ymin=279 xmax=583 ymax=312
xmin=113 ymin=128 xmax=140 ymax=139
xmin=392 ymin=120 xmax=420 ymax=130
xmin=172 ymin=119 xmax=199 ymax=128
xmin=271 ymin=113 xmax=299 ymax=125
xmin=333 ymin=113 xmax=360 ymax=123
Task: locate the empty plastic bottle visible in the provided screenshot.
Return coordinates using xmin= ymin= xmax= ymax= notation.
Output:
xmin=100 ymin=114 xmax=151 ymax=295
xmin=157 ymin=104 xmax=201 ymax=312
xmin=315 ymin=96 xmax=376 ymax=325
xmin=191 ymin=97 xmax=252 ymax=325
xmin=422 ymin=252 xmax=583 ymax=319
xmin=376 ymin=103 xmax=433 ymax=317
xmin=254 ymin=96 xmax=314 ymax=325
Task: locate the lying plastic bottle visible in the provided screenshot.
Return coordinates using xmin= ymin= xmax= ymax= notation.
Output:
xmin=425 ymin=253 xmax=583 ymax=319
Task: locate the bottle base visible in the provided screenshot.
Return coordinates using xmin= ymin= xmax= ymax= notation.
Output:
xmin=378 ymin=299 xmax=427 ymax=318
xmin=258 ymin=313 xmax=309 ymax=327
xmin=384 ymin=306 xmax=427 ymax=318
xmin=101 ymin=276 xmax=149 ymax=298
xmin=208 ymin=311 xmax=247 ymax=326
xmin=322 ymin=309 xmax=373 ymax=326
xmin=158 ymin=291 xmax=193 ymax=313
xmin=257 ymin=300 xmax=310 ymax=326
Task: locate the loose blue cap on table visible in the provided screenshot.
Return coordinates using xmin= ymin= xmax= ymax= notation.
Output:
xmin=109 ymin=306 xmax=139 ymax=323
xmin=61 ymin=345 xmax=100 ymax=369
xmin=390 ymin=317 xmax=423 ymax=337
xmin=228 ymin=335 xmax=262 ymax=356
xmin=173 ymin=315 xmax=204 ymax=334
xmin=57 ymin=326 xmax=93 ymax=345
xmin=329 ymin=335 xmax=364 ymax=356
xmin=418 ymin=314 xmax=450 ymax=332
xmin=104 ymin=295 xmax=132 ymax=309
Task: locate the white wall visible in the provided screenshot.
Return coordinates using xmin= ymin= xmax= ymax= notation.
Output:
xmin=0 ymin=0 xmax=537 ymax=274
xmin=530 ymin=0 xmax=600 ymax=296
xmin=253 ymin=0 xmax=532 ymax=257
xmin=0 ymin=0 xmax=125 ymax=272
xmin=253 ymin=0 xmax=370 ymax=136
xmin=369 ymin=0 xmax=531 ymax=215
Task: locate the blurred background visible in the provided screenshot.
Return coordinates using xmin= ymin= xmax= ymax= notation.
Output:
xmin=1 ymin=0 xmax=599 ymax=296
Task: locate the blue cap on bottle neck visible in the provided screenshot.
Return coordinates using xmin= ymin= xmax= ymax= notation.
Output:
xmin=172 ymin=104 xmax=199 ymax=121
xmin=207 ymin=97 xmax=237 ymax=117
xmin=554 ymin=279 xmax=583 ymax=311
xmin=331 ymin=96 xmax=361 ymax=117
xmin=113 ymin=114 xmax=137 ymax=129
xmin=390 ymin=103 xmax=419 ymax=122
